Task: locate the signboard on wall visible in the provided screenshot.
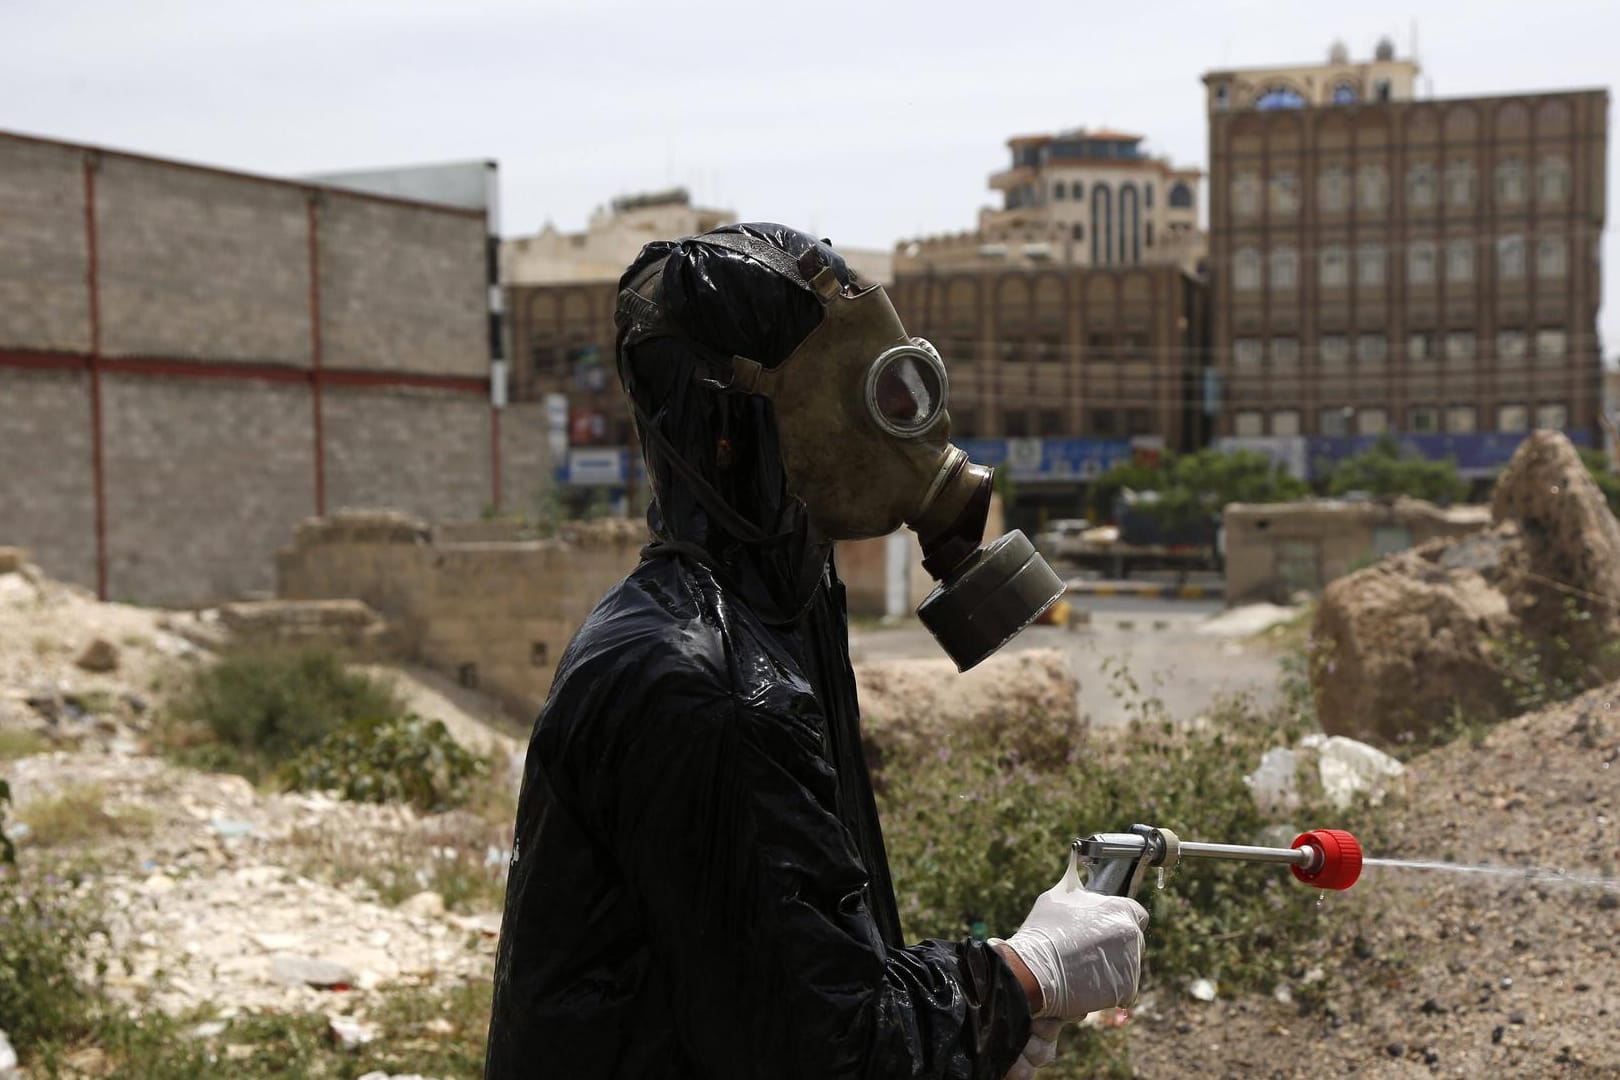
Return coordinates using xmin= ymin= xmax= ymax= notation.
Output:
xmin=956 ymin=437 xmax=1135 ymax=483
xmin=1305 ymin=430 xmax=1594 ymax=480
xmin=565 ymin=448 xmax=628 ymax=486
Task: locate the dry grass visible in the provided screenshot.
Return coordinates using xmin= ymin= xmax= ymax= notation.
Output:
xmin=0 ymin=729 xmax=51 ymax=759
xmin=16 ymin=782 xmax=157 ymax=848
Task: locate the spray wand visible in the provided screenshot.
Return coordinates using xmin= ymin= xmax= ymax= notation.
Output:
xmin=1074 ymin=824 xmax=1363 ymax=898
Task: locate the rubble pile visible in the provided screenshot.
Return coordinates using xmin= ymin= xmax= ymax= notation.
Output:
xmin=1312 ymin=432 xmax=1620 ymax=743
xmin=854 ymin=648 xmax=1083 ymax=781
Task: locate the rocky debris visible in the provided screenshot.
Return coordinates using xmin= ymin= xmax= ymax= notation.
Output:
xmin=74 ymin=638 xmax=120 ymax=673
xmin=1313 ymin=432 xmax=1620 ymax=743
xmin=0 ymin=1028 xmax=17 ymax=1079
xmin=327 ymin=1016 xmax=379 ymax=1048
xmin=5 ymin=753 xmax=503 ymax=1016
xmin=399 ymin=890 xmax=447 ymax=919
xmin=854 ymin=648 xmax=1083 ymax=782
xmin=1195 ymin=603 xmax=1300 ymax=638
xmin=0 ymin=546 xmax=28 ymax=575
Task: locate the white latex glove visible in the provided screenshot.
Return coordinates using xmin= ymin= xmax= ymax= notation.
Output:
xmin=992 ymin=850 xmax=1148 ymax=1020
xmin=1002 ymin=1017 xmax=1063 ymax=1080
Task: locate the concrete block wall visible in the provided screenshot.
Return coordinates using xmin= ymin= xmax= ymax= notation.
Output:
xmin=317 ymin=193 xmax=487 ymax=377
xmin=278 ymin=514 xmax=644 ymax=714
xmin=0 ymin=367 xmax=98 ymax=586
xmin=323 ymin=386 xmax=496 ymax=522
xmin=95 ymin=155 xmax=313 ymax=364
xmin=101 ymin=375 xmax=315 ymax=605
xmin=0 ymin=138 xmax=91 ymax=353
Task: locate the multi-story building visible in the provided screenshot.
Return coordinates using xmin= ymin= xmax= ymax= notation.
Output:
xmin=888 ymin=265 xmax=1208 ymax=447
xmin=503 ymin=188 xmax=735 ymax=285
xmin=897 ymin=128 xmax=1205 ymax=275
xmin=1204 ymin=42 xmax=1607 ymax=448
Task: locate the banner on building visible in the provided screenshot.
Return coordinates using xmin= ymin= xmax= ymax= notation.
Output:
xmin=956 ymin=437 xmax=1135 ymax=482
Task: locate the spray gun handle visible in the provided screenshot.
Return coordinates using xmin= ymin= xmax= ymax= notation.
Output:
xmin=1073 ymin=824 xmax=1180 ymax=898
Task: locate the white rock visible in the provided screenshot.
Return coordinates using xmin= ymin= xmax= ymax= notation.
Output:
xmin=270 ymin=953 xmax=357 ymax=988
xmin=399 ymin=891 xmax=446 ymax=919
xmin=1188 ymin=977 xmax=1218 ymax=1002
xmin=189 ymin=1020 xmax=227 ymax=1039
xmin=143 ymin=873 xmax=176 ymax=894
xmin=328 ymin=1016 xmax=378 ymax=1048
xmin=252 ymin=932 xmax=303 ymax=952
xmin=0 ymin=1027 xmax=17 ymax=1075
xmin=1244 ymin=747 xmax=1302 ymax=812
xmin=1316 ymin=736 xmax=1405 ymax=809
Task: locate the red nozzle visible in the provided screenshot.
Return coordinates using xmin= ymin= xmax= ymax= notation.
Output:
xmin=1290 ymin=828 xmax=1362 ymax=891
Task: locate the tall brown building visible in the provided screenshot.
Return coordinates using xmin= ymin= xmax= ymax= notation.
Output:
xmin=1204 ymin=46 xmax=1607 ymax=443
xmin=889 ymin=265 xmax=1208 ymax=448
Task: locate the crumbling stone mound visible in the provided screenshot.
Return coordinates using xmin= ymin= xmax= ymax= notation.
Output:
xmin=216 ymin=599 xmax=400 ymax=659
xmin=1315 ymin=432 xmax=1620 ymax=743
xmin=856 ymin=648 xmax=1083 ymax=784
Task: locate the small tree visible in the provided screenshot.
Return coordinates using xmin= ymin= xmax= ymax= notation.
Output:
xmin=1087 ymin=448 xmax=1309 ymax=529
xmin=1579 ymin=448 xmax=1620 ymax=517
xmin=1323 ymin=437 xmax=1468 ymax=504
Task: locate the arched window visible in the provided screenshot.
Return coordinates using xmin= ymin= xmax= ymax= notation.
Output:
xmin=1118 ymin=184 xmax=1140 ymax=265
xmin=1168 ymin=181 xmax=1193 ymax=208
xmin=1537 ymin=156 xmax=1571 ymax=204
xmin=1256 ymin=85 xmax=1307 ymax=110
xmin=1090 ymin=185 xmax=1113 ymax=265
xmin=1071 ymin=180 xmax=1084 ymax=200
xmin=1331 ymin=81 xmax=1359 ymax=105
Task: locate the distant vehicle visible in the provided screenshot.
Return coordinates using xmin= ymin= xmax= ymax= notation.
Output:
xmin=1033 ymin=518 xmax=1091 ymax=561
xmin=1037 ymin=498 xmax=1222 ymax=580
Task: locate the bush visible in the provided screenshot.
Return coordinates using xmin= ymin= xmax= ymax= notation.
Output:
xmin=878 ymin=692 xmax=1370 ymax=1001
xmin=168 ymin=645 xmax=406 ymax=780
xmin=0 ymin=875 xmax=108 ymax=1056
xmin=1322 ymin=437 xmax=1468 ymax=504
xmin=1579 ymin=448 xmax=1620 ymax=517
xmin=281 ymin=714 xmax=490 ymax=814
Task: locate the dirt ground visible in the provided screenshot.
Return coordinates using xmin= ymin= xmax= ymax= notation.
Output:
xmin=1123 ymin=681 xmax=1620 ymax=1079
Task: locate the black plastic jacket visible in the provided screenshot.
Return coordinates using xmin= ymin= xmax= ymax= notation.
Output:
xmin=486 ymin=225 xmax=1032 ymax=1079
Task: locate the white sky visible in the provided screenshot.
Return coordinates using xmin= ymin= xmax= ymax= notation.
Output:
xmin=6 ymin=0 xmax=1617 ymax=358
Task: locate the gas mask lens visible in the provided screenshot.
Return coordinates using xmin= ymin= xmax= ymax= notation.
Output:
xmin=866 ymin=340 xmax=947 ymax=437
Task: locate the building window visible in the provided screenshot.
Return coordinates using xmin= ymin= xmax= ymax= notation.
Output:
xmin=1038 ymin=409 xmax=1066 ymax=436
xmin=1407 ymin=163 xmax=1438 ymax=209
xmin=1496 ymin=158 xmax=1527 ymax=204
xmin=1407 ymin=241 xmax=1437 ymax=284
xmin=1257 ymin=85 xmax=1307 ymax=110
xmin=1319 ymin=245 xmax=1349 ymax=287
xmin=1446 ymin=405 xmax=1477 ymax=433
xmin=1357 ymin=244 xmax=1385 ymax=286
xmin=1410 ymin=405 xmax=1440 ymax=433
xmin=1319 ymin=165 xmax=1350 ymax=212
xmin=1232 ymin=172 xmax=1260 ymax=218
xmin=1072 ymin=223 xmax=1085 ymax=240
xmin=1234 ymin=338 xmax=1263 ymax=370
xmin=1356 ymin=408 xmax=1389 ymax=435
xmin=1357 ymin=164 xmax=1388 ymax=211
xmin=1331 ymin=81 xmax=1359 ymax=105
xmin=1272 ymin=337 xmax=1300 ymax=367
xmin=1053 ymin=181 xmax=1066 ymax=200
xmin=1272 ymin=410 xmax=1301 ymax=436
xmin=1537 ymin=156 xmax=1571 ymax=204
xmin=1497 ymin=234 xmax=1526 ymax=279
xmin=1535 ymin=328 xmax=1567 ymax=362
xmin=1126 ymin=408 xmax=1153 ymax=436
xmin=1357 ymin=334 xmax=1388 ymax=364
xmin=1445 ymin=160 xmax=1477 ymax=207
xmin=1072 ymin=181 xmax=1084 ymax=200
xmin=1320 ymin=408 xmax=1351 ymax=436
xmin=1003 ymin=409 xmax=1031 ymax=437
xmin=1145 ymin=222 xmax=1154 ymax=247
xmin=1497 ymin=330 xmax=1527 ymax=363
xmin=953 ymin=409 xmax=978 ymax=437
xmin=1169 ymin=181 xmax=1193 ymax=208
xmin=1270 ymin=247 xmax=1299 ymax=290
xmin=1320 ymin=335 xmax=1349 ymax=366
xmin=1088 ymin=409 xmax=1118 ymax=435
xmin=1145 ymin=183 xmax=1154 ymax=208
xmin=1374 ymin=77 xmax=1392 ymax=102
xmin=1537 ymin=235 xmax=1568 ymax=278
xmin=1445 ymin=239 xmax=1474 ymax=282
xmin=1408 ymin=331 xmax=1434 ymax=364
xmin=1445 ymin=331 xmax=1476 ymax=363
xmin=1269 ymin=171 xmax=1300 ymax=215
xmin=1497 ymin=404 xmax=1529 ymax=433
xmin=1215 ymin=85 xmax=1229 ymax=111
xmin=1536 ymin=402 xmax=1569 ymax=430
xmin=1234 ymin=411 xmax=1265 ymax=436
xmin=1234 ymin=248 xmax=1262 ymax=290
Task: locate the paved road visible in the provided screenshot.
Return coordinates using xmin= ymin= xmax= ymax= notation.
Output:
xmin=848 ymin=594 xmax=1285 ymax=729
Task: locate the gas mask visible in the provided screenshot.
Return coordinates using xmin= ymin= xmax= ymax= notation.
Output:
xmin=617 ymin=233 xmax=1065 ymax=671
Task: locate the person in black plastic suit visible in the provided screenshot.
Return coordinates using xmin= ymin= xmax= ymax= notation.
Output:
xmin=486 ymin=224 xmax=1147 ymax=1079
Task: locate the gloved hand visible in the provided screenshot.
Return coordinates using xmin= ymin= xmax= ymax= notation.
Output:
xmin=1002 ymin=1017 xmax=1063 ymax=1080
xmin=992 ymin=851 xmax=1148 ymax=1020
